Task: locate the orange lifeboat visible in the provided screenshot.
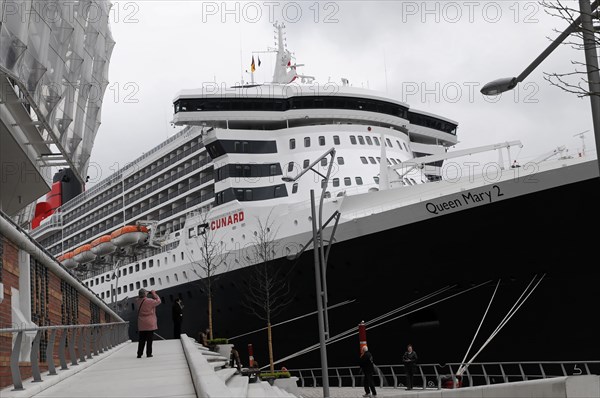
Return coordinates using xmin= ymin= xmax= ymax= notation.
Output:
xmin=73 ymin=244 xmax=96 ymax=264
xmin=110 ymin=225 xmax=149 ymax=247
xmin=91 ymin=235 xmax=116 ymax=256
xmin=60 ymin=252 xmax=77 ymax=269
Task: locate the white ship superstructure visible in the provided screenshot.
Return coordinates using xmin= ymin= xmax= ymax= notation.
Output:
xmin=30 ymin=25 xmax=460 ymax=303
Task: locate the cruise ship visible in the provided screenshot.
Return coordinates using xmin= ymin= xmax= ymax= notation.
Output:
xmin=30 ymin=25 xmax=599 ymax=369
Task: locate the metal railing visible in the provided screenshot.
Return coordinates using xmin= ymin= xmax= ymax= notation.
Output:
xmin=0 ymin=321 xmax=129 ymax=391
xmin=290 ymin=361 xmax=600 ymax=389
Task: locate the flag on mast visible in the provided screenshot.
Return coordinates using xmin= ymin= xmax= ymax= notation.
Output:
xmin=251 ymin=56 xmax=256 ymax=72
xmin=258 ymin=56 xmax=262 ymax=67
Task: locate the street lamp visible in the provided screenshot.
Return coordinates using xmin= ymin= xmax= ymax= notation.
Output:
xmin=481 ymin=0 xmax=600 ymax=175
xmin=282 ymin=147 xmax=336 ymax=398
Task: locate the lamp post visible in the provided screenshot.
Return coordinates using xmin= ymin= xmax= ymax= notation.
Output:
xmin=282 ymin=147 xmax=336 ymax=398
xmin=481 ymin=0 xmax=600 ymax=175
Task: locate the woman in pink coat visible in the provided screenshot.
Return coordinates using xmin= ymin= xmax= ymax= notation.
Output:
xmin=136 ymin=288 xmax=161 ymax=358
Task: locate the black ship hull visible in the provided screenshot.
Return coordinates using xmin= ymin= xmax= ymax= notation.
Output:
xmin=118 ymin=174 xmax=600 ymax=369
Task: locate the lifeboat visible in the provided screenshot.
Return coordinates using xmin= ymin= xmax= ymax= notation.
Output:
xmin=91 ymin=235 xmax=116 ymax=256
xmin=73 ymin=244 xmax=96 ymax=264
xmin=110 ymin=225 xmax=149 ymax=247
xmin=59 ymin=252 xmax=77 ymax=269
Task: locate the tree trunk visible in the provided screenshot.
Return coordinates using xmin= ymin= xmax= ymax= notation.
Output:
xmin=267 ymin=322 xmax=275 ymax=373
xmin=208 ymin=292 xmax=213 ymax=340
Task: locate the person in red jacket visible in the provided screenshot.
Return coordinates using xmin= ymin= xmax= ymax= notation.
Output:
xmin=136 ymin=289 xmax=161 ymax=358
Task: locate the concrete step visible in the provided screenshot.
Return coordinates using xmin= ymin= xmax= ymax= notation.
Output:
xmin=248 ymin=382 xmax=280 ymax=398
xmin=226 ymin=374 xmax=249 ymax=398
xmin=202 ymin=350 xmax=225 ymax=357
xmin=209 ymin=359 xmax=228 ymax=369
xmin=216 ymin=367 xmax=237 ymax=384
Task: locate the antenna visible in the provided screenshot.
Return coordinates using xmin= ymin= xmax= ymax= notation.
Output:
xmin=573 ymin=130 xmax=589 ymax=157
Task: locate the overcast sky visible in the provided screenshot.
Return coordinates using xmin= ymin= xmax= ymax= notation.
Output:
xmin=88 ymin=0 xmax=595 ymax=184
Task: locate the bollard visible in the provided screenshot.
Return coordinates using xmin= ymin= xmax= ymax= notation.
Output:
xmin=358 ymin=321 xmax=368 ymax=354
xmin=248 ymin=343 xmax=255 ymax=367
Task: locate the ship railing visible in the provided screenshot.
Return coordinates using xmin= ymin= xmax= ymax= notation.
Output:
xmin=288 ymin=360 xmax=600 ymax=389
xmin=0 ymin=321 xmax=130 ymax=391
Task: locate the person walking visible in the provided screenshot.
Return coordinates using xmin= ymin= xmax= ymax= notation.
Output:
xmin=359 ymin=345 xmax=377 ymax=397
xmin=172 ymin=297 xmax=183 ymax=339
xmin=230 ymin=345 xmax=242 ymax=372
xmin=402 ymin=344 xmax=418 ymax=390
xmin=136 ymin=289 xmax=161 ymax=358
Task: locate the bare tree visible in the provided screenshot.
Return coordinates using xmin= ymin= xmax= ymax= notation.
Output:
xmin=243 ymin=215 xmax=293 ymax=372
xmin=541 ymin=0 xmax=600 ymax=97
xmin=186 ymin=215 xmax=229 ymax=340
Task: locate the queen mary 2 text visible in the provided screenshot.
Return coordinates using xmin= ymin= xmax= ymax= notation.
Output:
xmin=210 ymin=211 xmax=245 ymax=230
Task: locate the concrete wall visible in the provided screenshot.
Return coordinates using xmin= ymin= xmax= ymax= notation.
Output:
xmin=403 ymin=376 xmax=599 ymax=398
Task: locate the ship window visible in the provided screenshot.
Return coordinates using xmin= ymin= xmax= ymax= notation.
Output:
xmin=404 ymin=143 xmax=409 ymax=152
xmin=124 ymin=285 xmax=128 ymax=292
xmin=149 ymin=260 xmax=153 ymax=268
xmin=350 ymin=136 xmax=357 ymax=145
xmin=189 ymin=228 xmax=195 ymax=238
xmin=304 ymin=137 xmax=311 ymax=147
xmin=150 ymin=277 xmax=155 ymax=286
xmin=235 ymin=189 xmax=244 ymax=201
xmin=274 ymin=186 xmax=283 ymax=197
xmin=374 ymin=176 xmax=380 ymax=183
xmin=303 ymin=159 xmax=309 ymax=168
xmin=368 ymin=157 xmax=376 ymax=164
xmin=142 ymin=262 xmax=147 ymax=270
xmin=321 ymin=179 xmax=327 ymax=189
xmin=243 ymin=165 xmax=251 ymax=177
xmin=234 ymin=141 xmax=240 ymax=152
xmin=90 ymin=280 xmax=94 ymax=286
xmin=136 ymin=281 xmax=140 ymax=289
xmin=174 ymin=273 xmax=179 ymax=282
xmin=165 ymin=256 xmax=168 ymax=265
xmin=366 ymin=136 xmax=373 ymax=145
xmin=333 ymin=136 xmax=340 ymax=145
xmin=344 ymin=177 xmax=351 ymax=186
xmin=319 ymin=136 xmax=325 ymax=146
xmin=172 ymin=254 xmax=176 ymax=263
xmin=157 ymin=259 xmax=160 ymax=267
xmin=183 ymin=271 xmax=188 ymax=279
xmin=101 ymin=276 xmax=104 ymax=283
xmin=242 ymin=142 xmax=249 ymax=153
xmin=360 ymin=157 xmax=368 ymax=164
xmin=270 ymin=165 xmax=277 ymax=176
xmin=321 ymin=158 xmax=327 ymax=166
xmin=129 ymin=283 xmax=133 ymax=291
xmin=122 ymin=268 xmax=127 ymax=276
xmin=288 ymin=162 xmax=294 ymax=172
xmin=356 ymin=177 xmax=363 ymax=185
xmin=396 ymin=140 xmax=402 ymax=149
xmin=376 ymin=157 xmax=381 ymax=163
xmin=391 ymin=158 xmax=397 ymax=165
xmin=410 ymin=178 xmax=417 ymax=184
xmin=158 ymin=278 xmax=162 ymax=286
xmin=358 ymin=136 xmax=365 ymax=145
xmin=101 ymin=292 xmax=104 ymax=299
xmin=181 ymin=252 xmax=184 ymax=260
xmin=386 ymin=138 xmax=392 ymax=147
xmin=245 ymin=189 xmax=253 ymax=201
xmin=289 ymin=138 xmax=296 ymax=149
xmin=337 ymin=157 xmax=344 ymax=165
xmin=143 ymin=280 xmax=148 ymax=288
xmin=292 ymin=183 xmax=298 ymax=194
xmin=374 ymin=137 xmax=380 ymax=146
xmin=135 ymin=264 xmax=139 ymax=272
xmin=333 ymin=178 xmax=340 ymax=187
xmin=166 ymin=276 xmax=170 ymax=283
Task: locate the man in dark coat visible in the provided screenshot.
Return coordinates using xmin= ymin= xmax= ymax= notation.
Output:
xmin=230 ymin=345 xmax=242 ymax=372
xmin=171 ymin=298 xmax=183 ymax=339
xmin=402 ymin=344 xmax=418 ymax=390
xmin=359 ymin=345 xmax=377 ymax=397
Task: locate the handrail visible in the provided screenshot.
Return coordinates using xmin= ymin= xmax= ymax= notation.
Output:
xmin=2 ymin=321 xmax=129 ymax=390
xmin=289 ymin=360 xmax=600 ymax=389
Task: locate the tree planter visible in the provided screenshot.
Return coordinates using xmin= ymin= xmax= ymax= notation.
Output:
xmin=274 ymin=377 xmax=299 ymax=395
